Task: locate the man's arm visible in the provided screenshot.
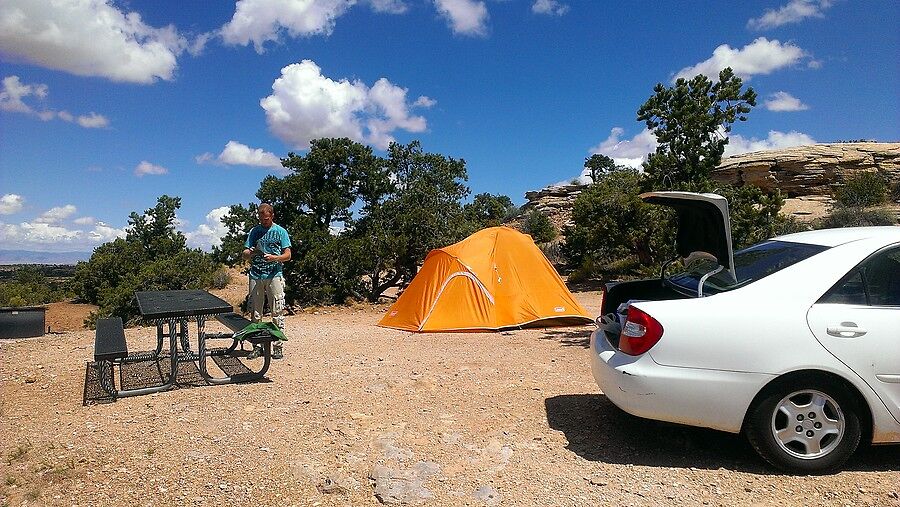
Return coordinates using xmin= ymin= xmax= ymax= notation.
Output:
xmin=263 ymin=248 xmax=291 ymax=263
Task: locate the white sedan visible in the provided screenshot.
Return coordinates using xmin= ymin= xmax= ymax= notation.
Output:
xmin=590 ymin=192 xmax=900 ymax=473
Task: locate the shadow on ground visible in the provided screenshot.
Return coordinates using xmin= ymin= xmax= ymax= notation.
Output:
xmin=83 ymin=348 xmax=271 ymax=405
xmin=539 ymin=328 xmax=593 ymax=348
xmin=545 ymin=393 xmax=900 ymax=474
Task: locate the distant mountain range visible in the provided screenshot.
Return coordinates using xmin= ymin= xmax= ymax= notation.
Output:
xmin=0 ymin=250 xmax=91 ymax=265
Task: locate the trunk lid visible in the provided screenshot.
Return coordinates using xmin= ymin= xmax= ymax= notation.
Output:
xmin=640 ymin=191 xmax=736 ymax=282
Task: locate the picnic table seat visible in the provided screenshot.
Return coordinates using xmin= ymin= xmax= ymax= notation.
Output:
xmin=94 ymin=317 xmax=127 ymax=361
xmin=214 ymin=312 xmax=280 ymax=344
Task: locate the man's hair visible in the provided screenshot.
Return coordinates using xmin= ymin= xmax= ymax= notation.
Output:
xmin=258 ymin=203 xmax=274 ymax=215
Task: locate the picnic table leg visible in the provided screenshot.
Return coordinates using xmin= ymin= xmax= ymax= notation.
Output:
xmin=155 ymin=323 xmax=164 ymax=356
xmin=197 ymin=316 xmax=271 ymax=384
xmin=179 ymin=319 xmax=192 ymax=354
xmin=97 ymin=360 xmax=116 ymax=396
xmin=107 ymin=318 xmax=179 ymax=398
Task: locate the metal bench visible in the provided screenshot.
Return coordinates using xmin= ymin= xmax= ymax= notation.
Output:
xmin=194 ymin=312 xmax=276 ymax=384
xmin=215 ymin=312 xmax=252 ymax=333
xmin=92 ymin=317 xmax=129 ymax=397
xmin=94 ymin=317 xmax=128 ymax=361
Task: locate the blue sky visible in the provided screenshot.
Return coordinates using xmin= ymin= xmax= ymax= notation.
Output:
xmin=1 ymin=0 xmax=898 ymax=254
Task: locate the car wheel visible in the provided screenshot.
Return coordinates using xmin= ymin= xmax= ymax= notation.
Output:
xmin=746 ymin=380 xmax=861 ymax=474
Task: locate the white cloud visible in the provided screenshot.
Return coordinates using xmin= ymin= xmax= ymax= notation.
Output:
xmin=673 ymin=37 xmax=808 ymax=81
xmin=35 ymin=204 xmax=77 ymax=224
xmin=261 ymin=59 xmax=429 ymax=150
xmin=0 ymin=204 xmax=127 ymax=251
xmin=434 ymin=0 xmax=489 ymax=37
xmin=184 ymin=206 xmax=231 ymax=250
xmin=724 ymin=130 xmax=816 ymax=157
xmin=14 ymin=222 xmax=82 ymax=244
xmin=588 ymin=127 xmax=658 ymax=169
xmin=748 ymin=0 xmax=832 ymax=31
xmin=0 ymin=0 xmax=192 ymax=84
xmin=1 ymin=75 xmax=110 ymax=128
xmin=76 ymin=112 xmax=110 ymax=128
xmin=134 ymin=161 xmax=169 ymax=177
xmin=764 ymin=91 xmax=809 ymax=112
xmin=0 ymin=194 xmax=25 ymax=215
xmin=368 ymin=0 xmax=408 ymax=14
xmin=532 ymin=0 xmax=569 ymax=16
xmin=413 ymin=95 xmax=437 ymax=108
xmin=220 ymin=0 xmax=356 ymax=52
xmin=88 ymin=222 xmax=126 ymax=243
xmin=197 ymin=141 xmax=285 ymax=171
xmin=0 ymin=75 xmax=46 ymax=113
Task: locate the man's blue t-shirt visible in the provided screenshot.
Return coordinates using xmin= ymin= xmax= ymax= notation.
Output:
xmin=245 ymin=224 xmax=292 ymax=280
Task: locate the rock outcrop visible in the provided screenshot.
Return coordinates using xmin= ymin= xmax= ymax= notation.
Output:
xmin=517 ymin=142 xmax=899 ymax=228
xmin=520 ymin=184 xmax=586 ymax=229
xmin=711 ymin=142 xmax=900 ymax=197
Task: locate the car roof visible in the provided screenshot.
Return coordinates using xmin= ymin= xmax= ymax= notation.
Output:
xmin=773 ymin=226 xmax=900 ymax=247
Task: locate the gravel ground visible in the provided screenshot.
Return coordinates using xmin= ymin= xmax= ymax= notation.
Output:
xmin=1 ymin=293 xmax=898 ymax=507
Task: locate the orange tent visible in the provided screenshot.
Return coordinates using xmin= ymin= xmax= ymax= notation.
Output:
xmin=378 ymin=226 xmax=592 ymax=332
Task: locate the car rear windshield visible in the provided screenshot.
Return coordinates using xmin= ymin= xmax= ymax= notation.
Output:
xmin=668 ymin=240 xmax=830 ymax=295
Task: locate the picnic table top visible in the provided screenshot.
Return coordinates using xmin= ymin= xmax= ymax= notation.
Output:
xmin=135 ymin=290 xmax=233 ymax=320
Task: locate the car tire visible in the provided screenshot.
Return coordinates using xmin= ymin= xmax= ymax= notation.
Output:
xmin=746 ymin=379 xmax=861 ymax=474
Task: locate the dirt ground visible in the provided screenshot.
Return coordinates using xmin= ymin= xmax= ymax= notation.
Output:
xmin=2 ymin=289 xmax=898 ymax=507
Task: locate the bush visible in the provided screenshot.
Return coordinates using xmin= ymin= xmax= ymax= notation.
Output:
xmin=72 ymin=196 xmax=222 ymax=326
xmin=891 ymin=180 xmax=900 ymax=203
xmin=520 ymin=210 xmax=557 ymax=244
xmin=210 ymin=267 xmax=231 ymax=289
xmin=817 ymin=207 xmax=896 ymax=228
xmin=834 ymin=171 xmax=888 ymax=208
xmin=538 ymin=238 xmax=564 ymax=266
xmin=0 ymin=266 xmax=72 ymax=307
xmin=715 ymin=184 xmax=785 ymax=249
xmin=772 ymin=215 xmax=812 ymax=236
xmin=562 ymin=168 xmax=675 ymax=279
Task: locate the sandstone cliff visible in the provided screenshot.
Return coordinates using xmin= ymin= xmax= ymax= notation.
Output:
xmin=518 ymin=142 xmax=899 ymax=228
xmin=711 ymin=142 xmax=899 ymax=197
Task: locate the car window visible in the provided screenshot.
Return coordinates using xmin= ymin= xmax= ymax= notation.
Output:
xmin=819 ymin=270 xmax=866 ymax=305
xmin=820 ymin=246 xmax=900 ymax=307
xmin=668 ymin=240 xmax=829 ymax=295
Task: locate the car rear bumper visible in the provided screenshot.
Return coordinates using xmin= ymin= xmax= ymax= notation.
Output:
xmin=590 ymin=328 xmax=773 ymax=433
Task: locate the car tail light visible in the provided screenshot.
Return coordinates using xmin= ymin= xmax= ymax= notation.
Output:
xmin=618 ymin=306 xmax=664 ymax=355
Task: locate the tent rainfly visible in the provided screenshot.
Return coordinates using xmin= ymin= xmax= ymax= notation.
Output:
xmin=378 ymin=226 xmax=593 ymax=332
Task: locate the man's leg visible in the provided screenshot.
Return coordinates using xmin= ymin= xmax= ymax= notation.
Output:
xmin=249 ymin=278 xmax=265 ymax=323
xmin=246 ymin=278 xmax=267 ymax=359
xmin=269 ymin=276 xmax=286 ymax=330
xmin=268 ymin=276 xmax=286 ymax=359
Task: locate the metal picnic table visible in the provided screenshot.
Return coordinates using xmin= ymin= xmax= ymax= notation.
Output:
xmin=92 ymin=290 xmax=275 ymax=399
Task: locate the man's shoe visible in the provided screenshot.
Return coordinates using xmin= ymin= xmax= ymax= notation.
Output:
xmin=246 ymin=344 xmax=264 ymax=360
xmin=272 ymin=343 xmax=283 ymax=360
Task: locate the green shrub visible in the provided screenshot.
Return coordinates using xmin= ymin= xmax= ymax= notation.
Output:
xmin=817 ymin=207 xmax=896 ymax=228
xmin=891 ymin=180 xmax=900 ymax=203
xmin=562 ymin=168 xmax=676 ymax=280
xmin=0 ymin=266 xmax=72 ymax=307
xmin=210 ymin=267 xmax=231 ymax=289
xmin=72 ymin=196 xmax=222 ymax=326
xmin=834 ymin=171 xmax=888 ymax=208
xmin=715 ymin=184 xmax=786 ymax=249
xmin=538 ymin=238 xmax=564 ymax=266
xmin=520 ymin=210 xmax=557 ymax=244
xmin=772 ymin=215 xmax=812 ymax=236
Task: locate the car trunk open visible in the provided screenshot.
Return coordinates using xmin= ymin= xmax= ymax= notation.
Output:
xmin=598 ymin=191 xmax=734 ymax=349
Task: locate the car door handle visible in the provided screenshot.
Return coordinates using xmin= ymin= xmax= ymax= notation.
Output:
xmin=826 ymin=323 xmax=867 ymax=338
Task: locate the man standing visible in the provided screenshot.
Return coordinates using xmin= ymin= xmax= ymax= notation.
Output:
xmin=242 ymin=203 xmax=291 ymax=359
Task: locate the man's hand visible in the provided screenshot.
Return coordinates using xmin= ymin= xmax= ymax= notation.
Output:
xmin=263 ymin=253 xmax=278 ymax=262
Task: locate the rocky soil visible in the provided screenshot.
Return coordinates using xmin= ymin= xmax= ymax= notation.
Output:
xmin=2 ymin=289 xmax=898 ymax=507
